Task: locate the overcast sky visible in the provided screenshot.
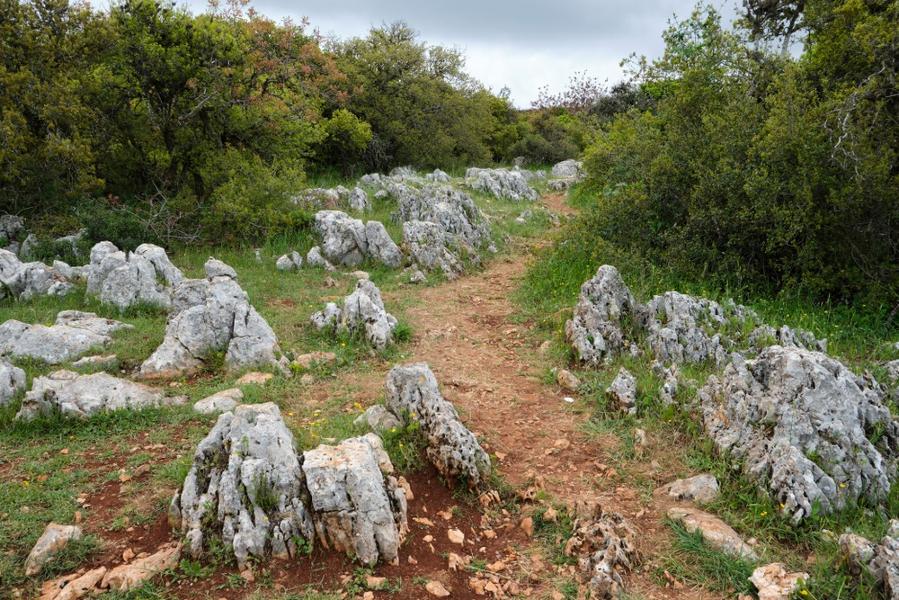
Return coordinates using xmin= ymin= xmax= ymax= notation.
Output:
xmin=182 ymin=0 xmax=740 ymax=107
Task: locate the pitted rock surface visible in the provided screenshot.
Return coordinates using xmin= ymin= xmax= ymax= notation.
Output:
xmin=465 ymin=167 xmax=537 ymax=202
xmin=606 ymin=367 xmax=637 ymax=415
xmin=314 ymin=211 xmax=369 ymax=267
xmin=310 ymin=279 xmax=397 ymax=350
xmin=564 ymin=499 xmax=640 ymax=600
xmin=16 ymin=370 xmax=182 ymax=421
xmin=385 ymin=363 xmax=491 ymax=487
xmin=0 ymin=358 xmax=26 ymax=406
xmin=0 ymin=249 xmax=74 ymax=300
xmin=394 ymin=184 xmax=490 ymax=250
xmin=551 ymin=159 xmax=584 ymax=179
xmin=402 ymin=220 xmax=463 ymax=278
xmin=0 ymin=310 xmax=131 ymax=364
xmin=139 ymin=259 xmax=282 ymax=377
xmin=700 ymin=346 xmax=899 ymax=522
xmin=303 ymin=433 xmax=408 ymax=565
xmin=85 ymin=242 xmax=183 ymax=311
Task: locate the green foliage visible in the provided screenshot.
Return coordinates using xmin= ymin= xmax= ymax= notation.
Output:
xmin=380 ymin=418 xmax=428 ymax=473
xmin=320 ymin=109 xmax=374 ymax=173
xmin=660 ymin=521 xmax=755 ymax=594
xmin=579 ymin=3 xmax=899 ymax=306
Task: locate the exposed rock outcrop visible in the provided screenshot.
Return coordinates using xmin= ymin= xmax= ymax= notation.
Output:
xmin=402 ymin=221 xmax=463 ymax=279
xmin=385 ymin=363 xmax=491 ymax=487
xmin=139 ymin=259 xmax=283 ymax=378
xmin=170 ymin=403 xmax=407 ymax=568
xmin=313 ymin=211 xmax=403 ymax=268
xmin=465 ymin=168 xmax=537 ymax=202
xmin=700 ymin=346 xmax=899 ymax=522
xmin=16 ymin=370 xmax=183 ymax=421
xmin=606 ymin=367 xmax=637 ymax=415
xmin=840 ymin=531 xmax=899 ymax=599
xmin=310 ymin=280 xmax=398 ymax=350
xmin=275 ymin=252 xmax=303 ymax=272
xmin=394 ymin=185 xmax=490 ymax=250
xmin=0 ymin=358 xmax=26 ymax=406
xmin=551 ymin=159 xmax=584 ymax=179
xmin=0 ymin=249 xmax=75 ymax=300
xmin=85 ymin=242 xmax=183 ymax=311
xmin=667 ymin=506 xmax=757 ymax=559
xmin=0 ymin=311 xmax=131 ymax=364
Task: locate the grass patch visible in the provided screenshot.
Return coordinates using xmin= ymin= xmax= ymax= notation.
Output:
xmin=659 ymin=521 xmax=755 ymax=595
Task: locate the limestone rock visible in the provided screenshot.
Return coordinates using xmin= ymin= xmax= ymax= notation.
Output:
xmin=365 ymin=221 xmax=403 ymax=268
xmin=403 ymin=220 xmax=463 ymax=278
xmin=293 ymin=351 xmax=337 ymax=370
xmin=565 ymin=266 xmax=639 ymax=366
xmin=276 ymin=251 xmax=303 ymax=272
xmin=564 ymin=500 xmax=640 ymax=599
xmin=348 ymin=187 xmax=370 ymax=212
xmin=0 ymin=311 xmax=131 ymax=364
xmin=667 ymin=506 xmax=757 ymax=560
xmin=40 ymin=566 xmax=106 ymax=600
xmin=354 ymin=404 xmax=403 ymax=433
xmin=426 ymin=169 xmax=452 ymax=183
xmin=749 ymin=563 xmax=808 ymax=600
xmin=606 ymin=367 xmax=637 ymax=415
xmin=466 ymin=167 xmax=537 ymax=202
xmin=0 ymin=248 xmax=74 ymax=301
xmin=840 ymin=532 xmax=877 ymax=572
xmin=71 ymin=354 xmax=118 ymax=371
xmin=16 ymin=370 xmax=183 ymax=421
xmin=839 ymin=532 xmax=899 ymax=598
xmin=86 ymin=242 xmax=183 ymax=311
xmin=314 ymin=210 xmax=368 ymax=267
xmin=171 ymin=403 xmax=314 ymax=568
xmin=0 ymin=358 xmax=26 ymax=406
xmin=662 ymin=474 xmax=720 ymax=504
xmin=139 ymin=259 xmax=282 ymax=377
xmin=551 ymin=159 xmax=584 ymax=179
xmin=101 ymin=543 xmax=181 ymax=592
xmin=557 ymin=369 xmax=581 ymax=392
xmin=385 ymin=363 xmax=491 ymax=487
xmin=306 ymin=246 xmax=335 ymax=271
xmin=193 ymin=388 xmax=243 ymax=414
xmin=303 ymin=433 xmax=408 ymax=565
xmin=700 ymin=346 xmax=899 ymax=522
xmin=395 ymin=184 xmax=490 ymax=250
xmin=25 ymin=523 xmax=82 ymax=576
xmin=310 ymin=280 xmax=398 ymax=350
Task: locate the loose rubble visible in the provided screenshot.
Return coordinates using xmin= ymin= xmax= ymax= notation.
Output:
xmin=385 ymin=363 xmax=491 ymax=487
xmin=139 ymin=258 xmax=284 ymax=377
xmin=170 ymin=403 xmax=407 ymax=568
xmin=564 ymin=499 xmax=640 ymax=599
xmin=0 ymin=311 xmax=131 ymax=364
xmin=0 ymin=248 xmax=77 ymax=300
xmin=310 ymin=279 xmax=398 ymax=350
xmin=749 ymin=563 xmax=808 ymax=600
xmin=701 ymin=346 xmax=899 ymax=522
xmin=16 ymin=370 xmax=184 ymax=421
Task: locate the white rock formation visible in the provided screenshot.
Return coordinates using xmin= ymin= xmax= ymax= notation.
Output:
xmin=24 ymin=523 xmax=83 ymax=576
xmin=700 ymin=346 xmax=899 ymax=522
xmin=276 ymin=251 xmax=303 ymax=272
xmin=394 ymin=185 xmax=490 ymax=250
xmin=85 ymin=242 xmax=183 ymax=311
xmin=662 ymin=474 xmax=720 ymax=504
xmin=310 ymin=279 xmax=397 ymax=350
xmin=551 ymin=159 xmax=584 ymax=179
xmin=16 ymin=370 xmax=183 ymax=421
xmin=0 ymin=248 xmax=75 ymax=300
xmin=192 ymin=388 xmax=243 ymax=414
xmin=139 ymin=259 xmax=282 ymax=378
xmin=465 ymin=168 xmax=538 ymax=202
xmin=306 ymin=246 xmax=335 ymax=271
xmin=0 ymin=311 xmax=131 ymax=364
xmin=667 ymin=506 xmax=757 ymax=560
xmin=606 ymin=367 xmax=637 ymax=415
xmin=0 ymin=359 xmax=26 ymax=406
xmin=402 ymin=221 xmax=463 ymax=279
xmin=314 ymin=211 xmax=403 ymax=268
xmin=385 ymin=363 xmax=491 ymax=487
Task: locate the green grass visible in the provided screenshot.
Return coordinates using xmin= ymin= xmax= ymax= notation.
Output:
xmin=659 ymin=521 xmax=755 ymax=595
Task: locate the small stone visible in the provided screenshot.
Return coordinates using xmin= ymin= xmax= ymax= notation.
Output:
xmin=236 ymin=372 xmax=272 ymax=385
xmin=101 ymin=542 xmax=181 ymax=592
xmin=425 ymin=580 xmax=451 ymax=597
xmin=663 ymin=474 xmax=720 ymax=504
xmin=520 ymin=516 xmax=534 ymax=537
xmin=538 ymin=340 xmax=552 ymax=356
xmin=749 ymin=563 xmax=808 ymax=600
xmin=448 ymin=528 xmax=465 ymax=545
xmin=293 ymin=351 xmax=337 ymax=370
xmin=193 ymin=388 xmax=243 ymax=415
xmin=350 ymin=271 xmax=369 ymax=280
xmin=122 ymin=548 xmax=135 ymax=561
xmin=667 ymin=507 xmax=757 ymax=560
xmin=25 ymin=523 xmax=82 ymax=576
xmin=544 ymin=507 xmax=558 ymax=523
xmin=556 ymin=369 xmax=580 ymax=392
xmin=606 ymin=367 xmax=637 ymax=415
xmin=365 ymin=575 xmax=387 ymax=590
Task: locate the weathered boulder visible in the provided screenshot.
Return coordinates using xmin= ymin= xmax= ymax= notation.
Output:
xmin=385 ymin=363 xmax=491 ymax=487
xmin=310 ymin=280 xmax=397 ymax=350
xmin=426 ymin=169 xmax=451 ymax=183
xmin=465 ymin=168 xmax=537 ymax=202
xmin=303 ymin=433 xmax=408 ymax=565
xmin=365 ymin=221 xmax=403 ymax=268
xmin=139 ymin=259 xmax=283 ymax=377
xmin=71 ymin=354 xmax=118 ymax=371
xmin=395 ymin=185 xmax=490 ymax=249
xmin=565 ymin=266 xmax=640 ymax=366
xmin=171 ymin=403 xmax=314 ymax=568
xmin=25 ymin=523 xmax=82 ymax=576
xmin=0 ymin=249 xmax=74 ymax=300
xmin=354 ymin=404 xmax=403 ymax=433
xmin=306 ymin=246 xmax=335 ymax=271
xmin=0 ymin=311 xmax=131 ymax=364
xmin=16 ymin=370 xmax=184 ymax=421
xmin=606 ymin=367 xmax=637 ymax=415
xmin=275 ymin=251 xmax=303 ymax=272
xmin=551 ymin=159 xmax=584 ymax=179
xmin=193 ymin=388 xmax=243 ymax=415
xmin=661 ymin=474 xmax=720 ymax=504
xmin=749 ymin=563 xmax=808 ymax=600
xmin=564 ymin=499 xmax=640 ymax=600
xmin=348 ymin=187 xmax=370 ymax=212
xmin=85 ymin=242 xmax=183 ymax=311
xmin=700 ymin=346 xmax=899 ymax=522
xmin=102 ymin=543 xmax=181 ymax=592
xmin=403 ymin=221 xmax=463 ymax=279
xmin=171 ymin=403 xmax=407 ymax=569
xmin=667 ymin=506 xmax=757 ymax=560
xmin=314 ymin=211 xmax=368 ymax=267
xmin=0 ymin=359 xmax=26 ymax=406
xmin=840 ymin=532 xmax=899 ymax=598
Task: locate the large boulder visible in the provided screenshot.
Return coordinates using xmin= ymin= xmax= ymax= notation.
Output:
xmin=0 ymin=359 xmax=26 ymax=406
xmin=310 ymin=280 xmax=398 ymax=350
xmin=385 ymin=363 xmax=491 ymax=487
xmin=303 ymin=434 xmax=408 ymax=565
xmin=364 ymin=221 xmax=403 ymax=268
xmin=402 ymin=221 xmax=463 ymax=279
xmin=0 ymin=249 xmax=73 ymax=300
xmin=551 ymin=159 xmax=584 ymax=179
xmin=394 ymin=185 xmax=490 ymax=250
xmin=314 ymin=211 xmax=368 ymax=267
xmin=139 ymin=259 xmax=282 ymax=378
xmin=700 ymin=346 xmax=899 ymax=522
xmin=16 ymin=370 xmax=183 ymax=421
xmin=85 ymin=242 xmax=183 ymax=311
xmin=0 ymin=311 xmax=131 ymax=364
xmin=465 ymin=168 xmax=537 ymax=202
xmin=171 ymin=403 xmax=407 ymax=569
xmin=170 ymin=403 xmax=314 ymax=569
